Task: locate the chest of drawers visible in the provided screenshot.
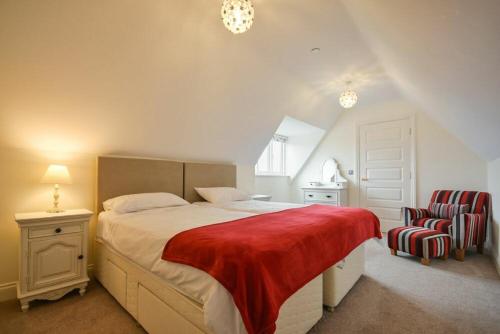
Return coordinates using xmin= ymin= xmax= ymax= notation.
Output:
xmin=302 ymin=186 xmax=348 ymax=207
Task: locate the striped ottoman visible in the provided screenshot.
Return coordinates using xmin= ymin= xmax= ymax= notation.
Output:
xmin=387 ymin=226 xmax=451 ymax=265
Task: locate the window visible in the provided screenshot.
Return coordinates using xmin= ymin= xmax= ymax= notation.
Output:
xmin=255 ymin=134 xmax=287 ymax=176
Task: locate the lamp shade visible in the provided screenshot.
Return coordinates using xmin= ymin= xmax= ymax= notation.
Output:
xmin=41 ymin=164 xmax=72 ymax=185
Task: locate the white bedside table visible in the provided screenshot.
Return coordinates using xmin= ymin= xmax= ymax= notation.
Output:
xmin=14 ymin=209 xmax=93 ymax=311
xmin=252 ymin=194 xmax=272 ymax=201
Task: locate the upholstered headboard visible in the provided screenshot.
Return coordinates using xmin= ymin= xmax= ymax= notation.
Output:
xmin=183 ymin=162 xmax=236 ymax=203
xmin=97 ymin=156 xmax=184 ymax=212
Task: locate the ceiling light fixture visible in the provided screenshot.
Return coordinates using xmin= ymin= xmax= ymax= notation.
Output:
xmin=221 ymin=0 xmax=255 ymax=34
xmin=339 ymin=81 xmax=358 ymax=109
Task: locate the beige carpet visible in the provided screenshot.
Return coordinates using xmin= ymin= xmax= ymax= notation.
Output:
xmin=1 ymin=239 xmax=499 ymax=334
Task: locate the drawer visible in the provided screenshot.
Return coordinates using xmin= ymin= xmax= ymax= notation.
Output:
xmin=305 ymin=201 xmax=339 ymax=207
xmin=29 ymin=223 xmax=83 ymax=239
xmin=304 ymin=191 xmax=338 ymax=203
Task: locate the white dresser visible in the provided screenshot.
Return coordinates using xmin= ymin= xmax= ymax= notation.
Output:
xmin=14 ymin=209 xmax=93 ymax=311
xmin=302 ymin=186 xmax=348 ymax=207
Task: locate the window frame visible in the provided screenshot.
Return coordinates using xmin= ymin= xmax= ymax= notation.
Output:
xmin=255 ymin=134 xmax=287 ymax=176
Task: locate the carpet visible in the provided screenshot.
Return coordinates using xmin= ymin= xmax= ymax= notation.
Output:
xmin=1 ymin=239 xmax=499 ymax=333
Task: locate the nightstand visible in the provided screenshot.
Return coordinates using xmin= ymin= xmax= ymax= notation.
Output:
xmin=14 ymin=209 xmax=93 ymax=311
xmin=252 ymin=194 xmax=272 ymax=201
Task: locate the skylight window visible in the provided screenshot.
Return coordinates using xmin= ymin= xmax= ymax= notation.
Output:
xmin=254 ymin=116 xmax=326 ymax=179
xmin=255 ymin=134 xmax=288 ymax=176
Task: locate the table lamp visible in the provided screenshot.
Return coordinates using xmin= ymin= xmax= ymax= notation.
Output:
xmin=41 ymin=164 xmax=72 ymax=213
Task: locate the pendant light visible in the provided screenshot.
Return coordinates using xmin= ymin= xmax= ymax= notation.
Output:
xmin=339 ymin=81 xmax=358 ymax=109
xmin=221 ymin=0 xmax=255 ymax=34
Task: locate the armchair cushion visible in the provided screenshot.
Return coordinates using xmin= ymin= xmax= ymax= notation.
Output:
xmin=428 ymin=203 xmax=470 ymax=219
xmin=401 ymin=207 xmax=432 ymax=226
xmin=413 ymin=218 xmax=452 ymax=235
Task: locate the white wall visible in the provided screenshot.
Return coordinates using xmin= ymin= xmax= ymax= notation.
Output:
xmin=292 ymin=100 xmax=488 ymax=207
xmin=488 ymin=158 xmax=500 ymax=274
xmin=254 ymin=176 xmax=291 ymax=202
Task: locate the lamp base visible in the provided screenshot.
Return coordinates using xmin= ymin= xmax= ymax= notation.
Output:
xmin=47 ymin=208 xmax=65 ymax=213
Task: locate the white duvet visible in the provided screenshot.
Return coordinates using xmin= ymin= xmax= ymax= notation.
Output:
xmin=193 ymin=199 xmax=308 ymax=214
xmin=97 ymin=205 xmax=256 ymax=334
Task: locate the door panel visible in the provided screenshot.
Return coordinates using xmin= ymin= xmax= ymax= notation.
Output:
xmin=367 ymin=148 xmax=402 ymax=161
xmin=29 ymin=234 xmax=83 ymax=290
xmin=359 ymin=118 xmax=413 ymax=232
xmin=367 ymin=187 xmax=402 ymax=201
xmin=367 ymin=168 xmax=402 ymax=180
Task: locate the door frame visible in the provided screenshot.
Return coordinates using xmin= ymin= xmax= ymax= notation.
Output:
xmin=356 ymin=115 xmax=417 ymax=209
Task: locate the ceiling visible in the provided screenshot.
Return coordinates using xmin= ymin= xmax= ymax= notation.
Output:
xmin=342 ymin=0 xmax=500 ymax=161
xmin=0 ymin=0 xmax=497 ymax=164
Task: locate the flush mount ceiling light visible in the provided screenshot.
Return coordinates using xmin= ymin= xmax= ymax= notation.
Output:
xmin=339 ymin=81 xmax=358 ymax=109
xmin=221 ymin=0 xmax=254 ymax=34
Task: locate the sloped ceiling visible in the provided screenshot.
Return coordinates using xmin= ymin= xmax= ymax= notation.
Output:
xmin=3 ymin=0 xmax=496 ymax=164
xmin=0 ymin=0 xmax=398 ymax=164
xmin=342 ymin=0 xmax=500 ymax=161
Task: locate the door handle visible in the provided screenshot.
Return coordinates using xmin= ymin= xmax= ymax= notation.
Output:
xmin=361 ymin=177 xmax=369 ymax=181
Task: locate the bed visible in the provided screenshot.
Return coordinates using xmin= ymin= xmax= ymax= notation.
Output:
xmin=192 ymin=199 xmax=366 ymax=310
xmin=182 ymin=161 xmax=368 ymax=311
xmin=94 ymin=157 xmax=324 ymax=334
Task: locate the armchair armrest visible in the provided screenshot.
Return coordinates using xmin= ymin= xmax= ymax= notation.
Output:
xmin=401 ymin=207 xmax=432 ymax=226
xmin=451 ymin=213 xmax=487 ymax=249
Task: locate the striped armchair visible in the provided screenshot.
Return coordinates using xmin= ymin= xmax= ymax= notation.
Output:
xmin=402 ymin=190 xmax=491 ymax=261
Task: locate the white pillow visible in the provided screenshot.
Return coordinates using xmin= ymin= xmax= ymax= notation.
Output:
xmin=103 ymin=192 xmax=189 ymax=213
xmin=195 ymin=187 xmax=250 ymax=203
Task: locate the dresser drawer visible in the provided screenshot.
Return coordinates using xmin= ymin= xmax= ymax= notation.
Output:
xmin=29 ymin=223 xmax=82 ymax=239
xmin=304 ymin=191 xmax=338 ymax=203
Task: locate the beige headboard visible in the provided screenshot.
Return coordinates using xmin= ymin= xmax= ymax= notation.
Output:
xmin=97 ymin=156 xmax=184 ymax=211
xmin=184 ymin=162 xmax=236 ymax=203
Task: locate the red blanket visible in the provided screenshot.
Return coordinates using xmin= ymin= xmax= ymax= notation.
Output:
xmin=162 ymin=205 xmax=381 ymax=334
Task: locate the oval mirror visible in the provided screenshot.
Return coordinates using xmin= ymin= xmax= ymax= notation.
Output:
xmin=322 ymin=158 xmax=338 ymax=184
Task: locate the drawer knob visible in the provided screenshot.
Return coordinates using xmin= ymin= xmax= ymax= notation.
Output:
xmin=55 ymin=228 xmax=62 ymax=233
xmin=326 ymin=195 xmax=332 ymax=198
xmin=308 ymin=194 xmax=313 ymax=197
xmin=78 ymin=255 xmax=84 ymax=260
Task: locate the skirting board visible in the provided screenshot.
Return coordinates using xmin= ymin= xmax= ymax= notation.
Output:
xmin=0 ymin=281 xmax=17 ymax=302
xmin=0 ymin=264 xmax=95 ymax=302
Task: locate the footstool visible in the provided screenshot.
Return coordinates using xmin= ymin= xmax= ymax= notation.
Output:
xmin=387 ymin=226 xmax=451 ymax=265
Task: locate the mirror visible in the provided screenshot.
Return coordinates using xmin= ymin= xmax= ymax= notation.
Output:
xmin=322 ymin=158 xmax=348 ymax=186
xmin=322 ymin=159 xmax=338 ymax=184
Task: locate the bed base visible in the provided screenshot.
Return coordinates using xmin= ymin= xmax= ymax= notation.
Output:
xmin=323 ymin=243 xmax=365 ymax=310
xmin=94 ymin=239 xmax=323 ymax=334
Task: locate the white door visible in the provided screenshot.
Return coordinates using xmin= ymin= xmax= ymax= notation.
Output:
xmin=29 ymin=234 xmax=83 ymax=290
xmin=359 ymin=118 xmax=414 ymax=232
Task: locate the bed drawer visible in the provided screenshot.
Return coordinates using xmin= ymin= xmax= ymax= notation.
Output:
xmin=103 ymin=259 xmax=127 ymax=308
xmin=304 ymin=191 xmax=338 ymax=203
xmin=138 ymin=284 xmax=204 ymax=334
xmin=323 ymin=243 xmax=365 ymax=308
xmin=28 ymin=223 xmax=82 ymax=239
